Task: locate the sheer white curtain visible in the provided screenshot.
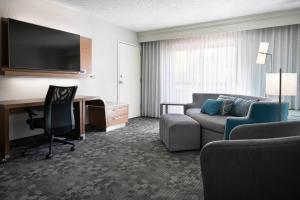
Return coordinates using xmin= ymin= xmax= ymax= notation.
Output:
xmin=161 ymin=32 xmax=243 ymax=105
xmin=160 ymin=25 xmax=300 ymax=114
xmin=141 ymin=24 xmax=300 ymax=117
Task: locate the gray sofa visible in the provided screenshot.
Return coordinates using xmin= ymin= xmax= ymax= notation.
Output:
xmin=184 ymin=93 xmax=269 ymax=146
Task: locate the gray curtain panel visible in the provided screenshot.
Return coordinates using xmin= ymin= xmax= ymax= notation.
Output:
xmin=141 ymin=41 xmax=161 ymax=118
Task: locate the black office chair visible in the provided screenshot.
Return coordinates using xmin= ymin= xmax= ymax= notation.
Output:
xmin=200 ymin=136 xmax=300 ymax=200
xmin=24 ymin=85 xmax=78 ymax=159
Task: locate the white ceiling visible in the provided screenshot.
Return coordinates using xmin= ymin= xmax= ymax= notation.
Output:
xmin=50 ymin=0 xmax=300 ymax=32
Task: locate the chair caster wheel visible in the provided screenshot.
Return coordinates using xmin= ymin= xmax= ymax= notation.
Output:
xmin=46 ymin=153 xmax=53 ymax=159
xmin=1 ymin=158 xmax=7 ymax=163
xmin=22 ymin=152 xmax=26 ymax=157
xmin=70 ymin=146 xmax=75 ymax=151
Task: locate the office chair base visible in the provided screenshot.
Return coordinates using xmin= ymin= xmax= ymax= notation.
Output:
xmin=70 ymin=146 xmax=75 ymax=151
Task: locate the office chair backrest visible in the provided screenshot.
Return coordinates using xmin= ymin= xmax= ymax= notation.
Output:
xmin=200 ymin=136 xmax=300 ymax=200
xmin=44 ymin=85 xmax=77 ymax=133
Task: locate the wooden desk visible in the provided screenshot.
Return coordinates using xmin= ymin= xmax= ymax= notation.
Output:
xmin=87 ymin=99 xmax=128 ymax=131
xmin=0 ymin=96 xmax=97 ymax=162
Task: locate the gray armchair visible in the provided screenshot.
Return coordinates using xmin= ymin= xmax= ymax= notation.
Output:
xmin=200 ymin=136 xmax=300 ymax=200
xmin=200 ymin=121 xmax=300 ymax=200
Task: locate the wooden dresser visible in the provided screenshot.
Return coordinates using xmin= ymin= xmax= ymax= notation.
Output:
xmin=86 ymin=99 xmax=128 ymax=131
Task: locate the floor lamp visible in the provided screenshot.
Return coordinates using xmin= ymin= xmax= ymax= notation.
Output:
xmin=256 ymin=42 xmax=298 ymax=121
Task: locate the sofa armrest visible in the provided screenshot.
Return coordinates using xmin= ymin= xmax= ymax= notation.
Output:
xmin=184 ymin=103 xmax=201 ymax=114
xmin=230 ymin=121 xmax=300 ymax=140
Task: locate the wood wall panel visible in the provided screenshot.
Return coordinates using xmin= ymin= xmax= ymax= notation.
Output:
xmin=80 ymin=36 xmax=92 ymax=74
xmin=1 ymin=18 xmax=8 ymax=75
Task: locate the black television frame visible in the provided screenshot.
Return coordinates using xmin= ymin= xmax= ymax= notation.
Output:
xmin=6 ymin=18 xmax=81 ymax=72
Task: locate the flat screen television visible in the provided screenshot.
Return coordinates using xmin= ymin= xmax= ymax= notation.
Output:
xmin=7 ymin=19 xmax=80 ymax=72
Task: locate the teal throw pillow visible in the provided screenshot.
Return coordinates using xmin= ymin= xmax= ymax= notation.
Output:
xmin=201 ymin=99 xmax=223 ymax=116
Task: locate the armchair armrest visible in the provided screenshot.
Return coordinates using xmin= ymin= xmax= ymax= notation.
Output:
xmin=230 ymin=121 xmax=300 ymax=140
xmin=225 ymin=117 xmax=254 ymax=140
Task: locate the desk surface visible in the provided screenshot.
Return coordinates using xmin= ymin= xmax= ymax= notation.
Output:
xmin=0 ymin=96 xmax=97 ymax=109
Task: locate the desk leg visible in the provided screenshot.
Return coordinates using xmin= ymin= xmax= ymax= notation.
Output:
xmin=166 ymin=105 xmax=169 ymax=114
xmin=160 ymin=104 xmax=163 ymax=116
xmin=74 ymin=102 xmax=82 ymax=140
xmin=0 ymin=108 xmax=9 ymax=163
xmin=80 ymin=100 xmax=86 ymax=140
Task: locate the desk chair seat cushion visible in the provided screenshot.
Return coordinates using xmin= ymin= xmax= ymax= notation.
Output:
xmin=27 ymin=117 xmax=74 ymax=136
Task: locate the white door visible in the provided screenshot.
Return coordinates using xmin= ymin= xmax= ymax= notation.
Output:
xmin=118 ymin=42 xmax=141 ymax=118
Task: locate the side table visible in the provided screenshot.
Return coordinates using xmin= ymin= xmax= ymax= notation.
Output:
xmin=160 ymin=102 xmax=186 ymax=115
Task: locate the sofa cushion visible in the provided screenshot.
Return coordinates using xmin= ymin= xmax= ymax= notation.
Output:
xmin=188 ymin=112 xmax=228 ymax=133
xmin=201 ymin=99 xmax=223 ymax=116
xmin=217 ymin=95 xmax=235 ymax=115
xmin=186 ymin=108 xmax=201 ymax=115
xmin=218 ymin=95 xmax=236 ymax=101
xmin=230 ymin=98 xmax=257 ymax=117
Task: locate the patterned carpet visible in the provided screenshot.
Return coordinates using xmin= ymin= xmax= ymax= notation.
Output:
xmin=0 ymin=118 xmax=203 ymax=200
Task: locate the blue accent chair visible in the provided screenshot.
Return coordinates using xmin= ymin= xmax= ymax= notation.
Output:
xmin=225 ymin=102 xmax=289 ymax=140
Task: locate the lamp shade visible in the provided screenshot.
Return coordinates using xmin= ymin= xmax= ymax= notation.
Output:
xmin=256 ymin=53 xmax=267 ymax=64
xmin=256 ymin=42 xmax=269 ymax=64
xmin=266 ymin=73 xmax=298 ymax=96
xmin=258 ymin=42 xmax=269 ymax=53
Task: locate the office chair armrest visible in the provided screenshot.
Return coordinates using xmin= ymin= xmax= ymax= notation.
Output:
xmin=25 ymin=108 xmax=38 ymax=118
xmin=25 ymin=108 xmax=39 ymax=130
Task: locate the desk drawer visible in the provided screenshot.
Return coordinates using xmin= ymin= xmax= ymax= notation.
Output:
xmin=107 ymin=114 xmax=128 ymax=126
xmin=107 ymin=106 xmax=128 ymax=117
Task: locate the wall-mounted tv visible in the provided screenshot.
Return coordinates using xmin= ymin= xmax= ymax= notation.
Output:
xmin=7 ymin=19 xmax=80 ymax=72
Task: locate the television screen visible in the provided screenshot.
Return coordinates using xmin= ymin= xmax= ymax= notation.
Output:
xmin=8 ymin=19 xmax=80 ymax=72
